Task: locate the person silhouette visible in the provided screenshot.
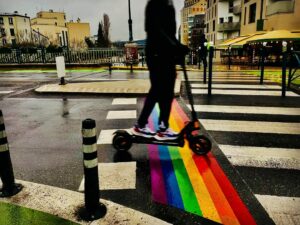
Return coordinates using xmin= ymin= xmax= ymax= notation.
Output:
xmin=132 ymin=0 xmax=189 ymax=140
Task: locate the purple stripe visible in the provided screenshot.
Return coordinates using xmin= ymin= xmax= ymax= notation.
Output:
xmin=148 ymin=144 xmax=168 ymax=204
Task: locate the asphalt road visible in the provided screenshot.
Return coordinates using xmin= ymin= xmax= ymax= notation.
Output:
xmin=0 ymin=69 xmax=299 ymax=225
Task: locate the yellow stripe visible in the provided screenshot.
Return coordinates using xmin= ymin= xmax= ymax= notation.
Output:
xmin=0 ymin=143 xmax=9 ymax=152
xmin=82 ymin=144 xmax=97 ymax=153
xmin=169 ymin=110 xmax=222 ymax=223
xmin=82 ymin=128 xmax=96 ymax=138
xmin=84 ymin=158 xmax=98 ymax=169
xmin=0 ymin=130 xmax=7 ymax=138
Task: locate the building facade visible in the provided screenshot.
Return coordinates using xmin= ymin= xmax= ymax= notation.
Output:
xmin=240 ymin=0 xmax=300 ymax=35
xmin=181 ymin=0 xmax=207 ymax=46
xmin=0 ymin=12 xmax=31 ymax=46
xmin=31 ymin=10 xmax=68 ymax=46
xmin=206 ymin=0 xmax=242 ymax=46
xmin=66 ymin=18 xmax=90 ymax=49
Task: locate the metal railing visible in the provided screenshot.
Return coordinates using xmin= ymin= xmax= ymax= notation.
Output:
xmin=0 ymin=48 xmax=145 ymax=65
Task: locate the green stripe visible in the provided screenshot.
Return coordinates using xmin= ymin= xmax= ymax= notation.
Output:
xmin=168 ymin=146 xmax=202 ymax=216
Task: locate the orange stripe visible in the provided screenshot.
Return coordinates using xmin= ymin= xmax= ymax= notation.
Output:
xmin=170 ymin=102 xmax=222 ymax=222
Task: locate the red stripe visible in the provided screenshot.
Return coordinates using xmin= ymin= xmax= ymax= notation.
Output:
xmin=206 ymin=152 xmax=257 ymax=225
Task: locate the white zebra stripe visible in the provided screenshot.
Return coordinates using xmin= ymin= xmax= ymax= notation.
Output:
xmin=78 ymin=162 xmax=136 ymax=191
xmin=200 ymin=119 xmax=300 ymax=134
xmin=191 ymin=84 xmax=281 ymax=89
xmin=219 ymin=145 xmax=300 ymax=170
xmin=255 ymin=194 xmax=300 ymax=225
xmin=97 ymin=129 xmax=131 ymax=145
xmin=0 ymin=91 xmax=14 ymax=94
xmin=112 ymin=98 xmax=137 ymax=105
xmin=188 ymin=105 xmax=300 ymax=116
xmin=192 ymin=89 xmax=299 ymax=96
xmin=106 ymin=110 xmax=136 ymax=119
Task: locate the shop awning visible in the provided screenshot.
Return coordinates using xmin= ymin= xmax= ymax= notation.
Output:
xmin=217 ymin=35 xmax=251 ymax=49
xmin=247 ymin=30 xmax=300 ymax=43
xmin=232 ymin=33 xmax=266 ymax=48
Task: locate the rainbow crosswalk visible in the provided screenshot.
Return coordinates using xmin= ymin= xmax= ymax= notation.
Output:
xmin=147 ymin=99 xmax=256 ymax=225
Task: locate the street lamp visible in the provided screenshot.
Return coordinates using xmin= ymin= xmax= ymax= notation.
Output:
xmin=128 ymin=0 xmax=133 ymax=42
xmin=260 ymin=42 xmax=267 ymax=84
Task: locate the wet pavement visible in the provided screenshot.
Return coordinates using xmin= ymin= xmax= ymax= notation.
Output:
xmin=0 ymin=68 xmax=299 ymax=224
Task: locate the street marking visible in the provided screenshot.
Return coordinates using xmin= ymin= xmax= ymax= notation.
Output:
xmin=255 ymin=194 xmax=300 ymax=225
xmin=192 ymin=89 xmax=299 ymax=96
xmin=112 ymin=98 xmax=137 ymax=105
xmin=106 ymin=110 xmax=136 ymax=119
xmin=97 ymin=129 xmax=131 ymax=144
xmin=0 ymin=91 xmax=14 ymax=94
xmin=191 ymin=84 xmax=281 ymax=90
xmin=0 ymin=180 xmax=170 ymax=225
xmin=188 ymin=105 xmax=300 ymax=116
xmin=79 ymin=162 xmax=136 ymax=191
xmin=200 ymin=119 xmax=300 ymax=135
xmin=219 ymin=145 xmax=300 ymax=170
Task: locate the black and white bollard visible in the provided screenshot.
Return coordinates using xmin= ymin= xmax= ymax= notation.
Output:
xmin=0 ymin=110 xmax=23 ymax=197
xmin=79 ymin=119 xmax=106 ymax=221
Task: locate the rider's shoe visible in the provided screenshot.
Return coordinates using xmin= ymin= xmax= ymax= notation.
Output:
xmin=131 ymin=124 xmax=156 ymax=138
xmin=155 ymin=127 xmax=179 ymax=140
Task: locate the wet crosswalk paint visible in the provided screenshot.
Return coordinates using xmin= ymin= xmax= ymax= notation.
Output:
xmin=147 ymin=99 xmax=256 ymax=224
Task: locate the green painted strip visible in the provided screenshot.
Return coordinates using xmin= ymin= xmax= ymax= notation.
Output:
xmin=168 ymin=146 xmax=202 ymax=216
xmin=0 ymin=201 xmax=79 ymax=225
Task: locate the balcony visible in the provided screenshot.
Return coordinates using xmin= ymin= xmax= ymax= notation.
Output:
xmin=266 ymin=0 xmax=295 ymax=16
xmin=217 ymin=22 xmax=240 ymax=32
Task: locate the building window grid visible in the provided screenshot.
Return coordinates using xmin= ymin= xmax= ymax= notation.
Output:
xmin=8 ymin=17 xmax=13 ymax=25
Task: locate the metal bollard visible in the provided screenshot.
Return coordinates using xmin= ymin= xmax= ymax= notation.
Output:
xmin=79 ymin=119 xmax=106 ymax=221
xmin=0 ymin=110 xmax=23 ymax=197
xmin=208 ymin=46 xmax=214 ymax=96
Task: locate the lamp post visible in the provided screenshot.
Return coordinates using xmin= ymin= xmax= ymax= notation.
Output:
xmin=282 ymin=41 xmax=288 ymax=97
xmin=228 ymin=45 xmax=232 ymax=70
xmin=128 ymin=0 xmax=133 ymax=42
xmin=260 ymin=41 xmax=267 ymax=84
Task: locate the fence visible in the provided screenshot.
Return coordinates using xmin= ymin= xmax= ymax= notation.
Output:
xmin=0 ymin=48 xmax=145 ymax=65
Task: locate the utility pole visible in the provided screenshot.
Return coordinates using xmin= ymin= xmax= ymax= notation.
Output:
xmin=128 ymin=0 xmax=133 ymax=42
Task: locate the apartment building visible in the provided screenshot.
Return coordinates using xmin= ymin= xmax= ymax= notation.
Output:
xmin=0 ymin=11 xmax=31 ymax=46
xmin=206 ymin=0 xmax=241 ymax=45
xmin=31 ymin=10 xmax=68 ymax=46
xmin=181 ymin=0 xmax=207 ymax=46
xmin=66 ymin=18 xmax=90 ymax=49
xmin=241 ymin=0 xmax=300 ymax=35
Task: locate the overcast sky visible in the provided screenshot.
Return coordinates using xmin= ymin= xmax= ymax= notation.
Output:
xmin=0 ymin=0 xmax=184 ymax=41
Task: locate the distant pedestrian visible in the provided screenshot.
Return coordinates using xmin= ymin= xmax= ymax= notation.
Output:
xmin=132 ymin=0 xmax=189 ymax=140
xmin=198 ymin=34 xmax=207 ymax=69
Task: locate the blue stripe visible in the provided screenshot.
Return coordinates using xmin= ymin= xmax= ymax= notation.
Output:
xmin=158 ymin=145 xmax=184 ymax=209
xmin=152 ymin=105 xmax=184 ymax=209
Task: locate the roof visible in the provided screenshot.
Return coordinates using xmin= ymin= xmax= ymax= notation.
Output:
xmin=217 ymin=35 xmax=251 ymax=49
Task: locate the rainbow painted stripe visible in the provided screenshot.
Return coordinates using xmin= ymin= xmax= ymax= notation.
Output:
xmin=147 ymin=99 xmax=256 ymax=225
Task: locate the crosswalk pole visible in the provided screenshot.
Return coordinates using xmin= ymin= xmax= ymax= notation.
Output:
xmin=80 ymin=118 xmax=106 ymax=220
xmin=0 ymin=110 xmax=23 ymax=197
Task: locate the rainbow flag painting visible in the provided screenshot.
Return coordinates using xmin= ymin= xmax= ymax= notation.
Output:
xmin=147 ymin=99 xmax=257 ymax=225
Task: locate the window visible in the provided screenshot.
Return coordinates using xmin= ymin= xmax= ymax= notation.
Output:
xmin=213 ymin=20 xmax=215 ymax=32
xmin=0 ymin=17 xmax=3 ymax=24
xmin=0 ymin=28 xmax=5 ymax=36
xmin=11 ymin=39 xmax=16 ymax=45
xmin=2 ymin=39 xmax=7 ymax=45
xmin=229 ymin=1 xmax=234 ymax=13
xmin=10 ymin=28 xmax=15 ymax=36
xmin=228 ymin=16 xmax=233 ymax=23
xmin=8 ymin=17 xmax=13 ymax=25
xmin=206 ymin=23 xmax=209 ymax=33
xmin=219 ymin=18 xmax=224 ymax=24
xmin=249 ymin=3 xmax=256 ymax=23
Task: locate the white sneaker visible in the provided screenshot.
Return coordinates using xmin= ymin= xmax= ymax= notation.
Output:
xmin=155 ymin=127 xmax=179 ymax=140
xmin=131 ymin=124 xmax=156 ymax=138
